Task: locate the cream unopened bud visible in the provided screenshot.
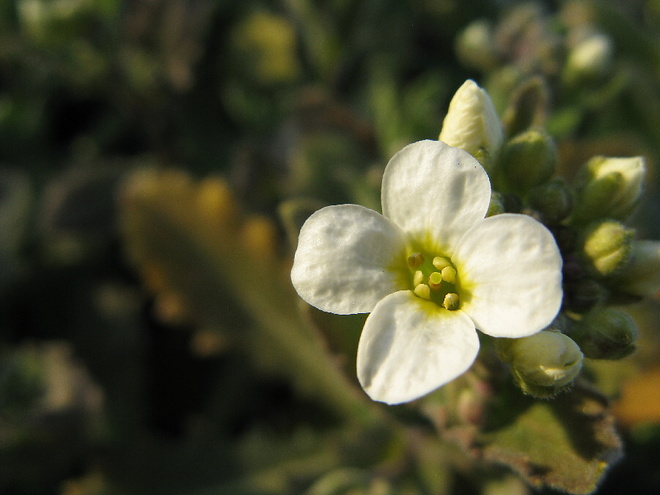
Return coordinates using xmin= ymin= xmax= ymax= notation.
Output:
xmin=580 ymin=220 xmax=634 ymax=277
xmin=573 ymin=155 xmax=646 ymax=223
xmin=565 ymin=33 xmax=613 ymax=83
xmin=455 ymin=20 xmax=499 ymax=70
xmin=501 ymin=129 xmax=557 ymax=192
xmin=498 ymin=331 xmax=583 ymax=398
xmin=573 ymin=308 xmax=637 ymax=360
xmin=613 ymin=240 xmax=660 ymax=298
xmin=439 ymin=80 xmax=504 ymax=165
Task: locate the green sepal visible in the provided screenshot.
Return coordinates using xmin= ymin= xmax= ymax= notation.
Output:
xmin=501 ymin=77 xmax=550 ymax=137
xmin=500 ymin=129 xmax=557 ymax=193
xmin=527 ymin=178 xmax=573 ymax=224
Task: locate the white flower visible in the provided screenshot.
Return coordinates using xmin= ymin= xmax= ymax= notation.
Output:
xmin=291 ymin=140 xmax=563 ymax=404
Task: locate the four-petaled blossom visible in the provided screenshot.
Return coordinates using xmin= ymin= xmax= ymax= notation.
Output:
xmin=291 ymin=140 xmax=563 ymax=404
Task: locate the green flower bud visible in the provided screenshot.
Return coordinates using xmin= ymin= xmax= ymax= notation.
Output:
xmin=612 ymin=240 xmax=660 ymax=298
xmin=501 ymin=129 xmax=557 ymax=192
xmin=527 ymin=179 xmax=572 ymax=224
xmin=572 ymin=308 xmax=638 ymax=360
xmin=573 ymin=155 xmax=646 ymax=223
xmin=580 ymin=220 xmax=634 ymax=277
xmin=439 ymin=80 xmax=504 ymax=167
xmin=565 ymin=278 xmax=606 ymax=314
xmin=498 ymin=331 xmax=583 ymax=398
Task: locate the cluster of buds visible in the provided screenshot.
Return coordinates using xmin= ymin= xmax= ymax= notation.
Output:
xmin=439 ymin=79 xmax=658 ymax=398
xmin=454 ymin=2 xmax=616 ymax=95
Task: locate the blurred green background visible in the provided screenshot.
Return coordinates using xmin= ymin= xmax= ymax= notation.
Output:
xmin=0 ymin=1 xmax=658 ymax=494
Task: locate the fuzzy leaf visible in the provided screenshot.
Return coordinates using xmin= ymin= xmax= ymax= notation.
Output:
xmin=118 ymin=169 xmax=373 ymax=423
xmin=429 ymin=379 xmax=623 ymax=495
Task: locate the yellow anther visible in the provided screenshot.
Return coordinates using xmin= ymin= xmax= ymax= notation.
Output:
xmin=414 ymin=283 xmax=431 ymax=300
xmin=408 ymin=252 xmax=425 ymax=268
xmin=428 ymin=271 xmax=443 ymax=290
xmin=443 ymin=292 xmax=460 ymax=310
xmin=432 ymin=256 xmax=452 ymax=270
xmin=441 ymin=266 xmax=457 ymax=284
xmin=413 ymin=270 xmax=424 ymax=286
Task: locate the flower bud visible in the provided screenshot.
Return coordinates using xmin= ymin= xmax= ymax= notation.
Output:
xmin=564 ymin=278 xmax=606 ymax=314
xmin=501 ymin=77 xmax=550 ymax=137
xmin=501 ymin=129 xmax=557 ymax=192
xmin=565 ymin=33 xmax=613 ymax=84
xmin=573 ymin=155 xmax=646 ymax=223
xmin=439 ymin=80 xmax=504 ymax=166
xmin=580 ymin=220 xmax=634 ymax=277
xmin=572 ymin=308 xmax=637 ymax=360
xmin=528 ymin=179 xmax=572 ymax=224
xmin=498 ymin=331 xmax=583 ymax=398
xmin=231 ymin=11 xmax=300 ymax=84
xmin=455 ymin=20 xmax=499 ymax=70
xmin=613 ymin=240 xmax=660 ymax=298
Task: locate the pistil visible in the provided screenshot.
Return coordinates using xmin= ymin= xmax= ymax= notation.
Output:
xmin=428 ymin=272 xmax=443 ymax=290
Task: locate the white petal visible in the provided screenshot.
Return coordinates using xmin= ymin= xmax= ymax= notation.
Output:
xmin=356 ymin=291 xmax=479 ymax=404
xmin=382 ymin=140 xmax=491 ymax=252
xmin=291 ymin=204 xmax=407 ymax=315
xmin=454 ymin=214 xmax=563 ymax=338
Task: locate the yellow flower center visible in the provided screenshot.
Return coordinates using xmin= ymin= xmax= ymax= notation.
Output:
xmin=407 ymin=252 xmax=461 ymax=310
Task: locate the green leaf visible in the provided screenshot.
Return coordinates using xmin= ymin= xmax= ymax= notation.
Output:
xmin=118 ymin=169 xmax=376 ymax=425
xmin=476 ymin=383 xmax=622 ymax=494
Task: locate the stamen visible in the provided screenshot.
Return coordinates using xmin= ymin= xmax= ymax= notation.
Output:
xmin=414 ymin=283 xmax=431 ymax=300
xmin=407 ymin=252 xmax=425 ymax=268
xmin=441 ymin=266 xmax=457 ymax=284
xmin=413 ymin=270 xmax=424 ymax=286
xmin=443 ymin=292 xmax=460 ymax=310
xmin=428 ymin=272 xmax=443 ymax=290
xmin=433 ymin=256 xmax=452 ymax=270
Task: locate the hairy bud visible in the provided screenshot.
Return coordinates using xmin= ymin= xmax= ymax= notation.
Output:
xmin=498 ymin=331 xmax=583 ymax=398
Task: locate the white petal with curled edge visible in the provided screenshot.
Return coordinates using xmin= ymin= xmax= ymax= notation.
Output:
xmin=291 ymin=204 xmax=407 ymax=315
xmin=381 ymin=140 xmax=491 ymax=253
xmin=356 ymin=290 xmax=479 ymax=404
xmin=455 ymin=214 xmax=563 ymax=338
